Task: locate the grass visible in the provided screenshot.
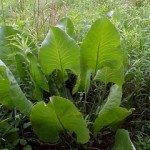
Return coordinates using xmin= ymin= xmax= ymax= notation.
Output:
xmin=0 ymin=0 xmax=150 ymax=149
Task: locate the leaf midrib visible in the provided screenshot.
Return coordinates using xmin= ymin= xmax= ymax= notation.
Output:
xmin=52 ymin=28 xmax=64 ymax=77
xmin=94 ymin=42 xmax=101 ymax=75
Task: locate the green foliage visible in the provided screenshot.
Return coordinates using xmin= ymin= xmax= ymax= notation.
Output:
xmin=0 ymin=25 xmax=49 ymax=102
xmin=0 ymin=26 xmax=19 ymax=72
xmin=0 ymin=60 xmax=32 ymax=116
xmin=30 ymin=96 xmax=89 ymax=144
xmin=0 ymin=17 xmax=135 ymax=149
xmin=56 ymin=17 xmax=74 ymax=36
xmin=112 ymin=129 xmax=136 ymax=150
xmin=80 ymin=18 xmax=122 ymax=90
xmin=26 ymin=51 xmax=49 ymax=92
xmin=1 ymin=0 xmax=150 ymax=149
xmin=93 ymin=85 xmax=133 ymax=135
xmin=26 ymin=51 xmax=49 ymax=101
xmin=38 ymin=26 xmax=80 ymax=77
xmin=0 ymin=118 xmax=20 ymax=149
xmin=94 ymin=67 xmax=124 ymax=85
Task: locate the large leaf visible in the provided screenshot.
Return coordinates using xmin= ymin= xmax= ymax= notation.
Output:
xmin=27 ymin=51 xmax=49 ymax=101
xmin=0 ymin=65 xmax=13 ymax=108
xmin=112 ymin=129 xmax=136 ymax=150
xmin=30 ymin=96 xmax=89 ymax=143
xmin=99 ymin=84 xmax=122 ymax=111
xmin=94 ymin=107 xmax=132 ymax=135
xmin=80 ymin=18 xmax=123 ymax=90
xmin=30 ymin=101 xmax=63 ymax=142
xmin=15 ymin=53 xmax=35 ymax=101
xmin=38 ymin=26 xmax=80 ymax=78
xmin=15 ymin=53 xmax=28 ymax=82
xmin=94 ymin=67 xmax=124 ymax=85
xmin=56 ymin=17 xmax=74 ymax=36
xmin=93 ymin=84 xmax=132 ymax=135
xmin=27 ymin=51 xmax=49 ymax=92
xmin=0 ymin=26 xmax=19 ymax=70
xmin=0 ymin=60 xmax=33 ymax=116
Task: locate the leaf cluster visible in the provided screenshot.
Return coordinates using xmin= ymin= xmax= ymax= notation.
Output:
xmin=0 ymin=18 xmax=135 ymax=149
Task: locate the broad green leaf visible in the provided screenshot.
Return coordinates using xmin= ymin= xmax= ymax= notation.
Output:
xmin=100 ymin=84 xmax=122 ymax=111
xmin=15 ymin=53 xmax=29 ymax=83
xmin=48 ymin=69 xmax=69 ymax=97
xmin=56 ymin=17 xmax=74 ymax=36
xmin=94 ymin=67 xmax=124 ymax=85
xmin=0 ymin=65 xmax=12 ymax=107
xmin=32 ymin=85 xmax=43 ymax=101
xmin=93 ymin=85 xmax=133 ymax=135
xmin=30 ymin=101 xmax=62 ymax=142
xmin=0 ymin=26 xmax=19 ymax=71
xmin=30 ymin=96 xmax=89 ymax=143
xmin=0 ymin=60 xmax=33 ymax=116
xmin=51 ymin=96 xmax=89 ymax=143
xmin=80 ymin=18 xmax=122 ymax=90
xmin=0 ymin=26 xmax=39 ymax=100
xmin=15 ymin=53 xmax=34 ymax=100
xmin=112 ymin=129 xmax=136 ymax=150
xmin=94 ymin=107 xmax=132 ymax=135
xmin=38 ymin=26 xmax=80 ymax=78
xmin=48 ymin=74 xmax=61 ymax=96
xmin=26 ymin=51 xmax=49 ymax=92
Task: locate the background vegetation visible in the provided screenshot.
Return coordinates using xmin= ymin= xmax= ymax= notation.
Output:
xmin=0 ymin=0 xmax=150 ymax=149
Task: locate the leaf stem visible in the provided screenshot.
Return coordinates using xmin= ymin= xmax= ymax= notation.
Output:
xmin=57 ymin=115 xmax=77 ymax=145
xmin=83 ymin=89 xmax=88 ymax=114
xmin=98 ymin=83 xmax=107 ymax=106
